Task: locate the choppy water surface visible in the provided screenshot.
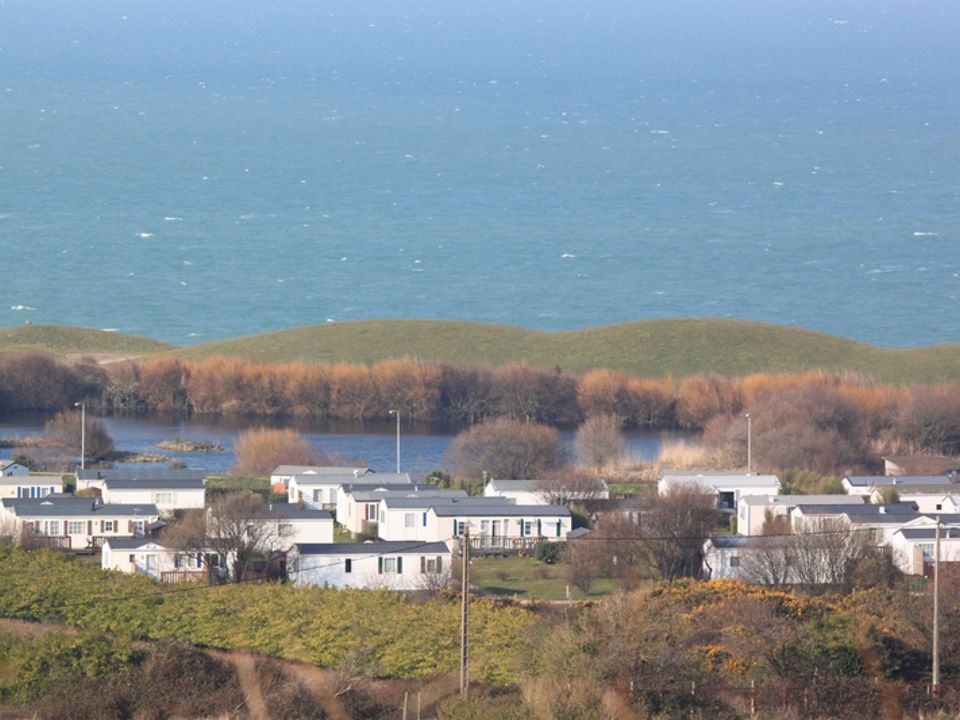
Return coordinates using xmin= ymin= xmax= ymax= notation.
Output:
xmin=1 ymin=1 xmax=958 ymax=346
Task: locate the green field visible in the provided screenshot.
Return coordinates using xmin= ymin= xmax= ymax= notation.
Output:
xmin=3 ymin=319 xmax=960 ymax=383
xmin=470 ymin=556 xmax=628 ymax=601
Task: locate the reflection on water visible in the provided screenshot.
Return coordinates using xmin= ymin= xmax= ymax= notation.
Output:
xmin=0 ymin=412 xmax=678 ymax=479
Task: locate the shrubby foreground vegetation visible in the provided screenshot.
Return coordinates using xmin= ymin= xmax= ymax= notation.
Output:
xmin=1 ymin=548 xmax=960 ymax=718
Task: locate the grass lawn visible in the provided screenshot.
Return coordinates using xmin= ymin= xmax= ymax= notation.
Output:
xmin=204 ymin=476 xmax=287 ymax=503
xmin=470 ymin=556 xmax=631 ymax=601
xmin=607 ymin=482 xmax=655 ymax=497
xmin=206 ymin=476 xmax=270 ymax=492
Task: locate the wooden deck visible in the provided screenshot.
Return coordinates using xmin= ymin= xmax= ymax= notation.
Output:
xmin=160 ymin=570 xmax=208 ymax=584
xmin=468 ymin=537 xmax=546 ymax=556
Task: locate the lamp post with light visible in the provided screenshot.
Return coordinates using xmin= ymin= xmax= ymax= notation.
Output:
xmin=73 ymin=401 xmax=85 ymax=470
xmin=389 ymin=409 xmax=401 ymax=473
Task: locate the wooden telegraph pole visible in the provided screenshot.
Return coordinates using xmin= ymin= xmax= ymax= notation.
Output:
xmin=933 ymin=516 xmax=941 ymax=696
xmin=460 ymin=524 xmax=471 ymax=696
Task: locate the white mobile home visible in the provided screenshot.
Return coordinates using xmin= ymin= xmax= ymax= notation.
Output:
xmin=411 ymin=499 xmax=572 ymax=550
xmin=736 ymin=494 xmax=865 ymax=536
xmin=377 ymin=496 xmax=514 ymax=542
xmin=483 ymin=478 xmax=610 ymax=505
xmin=789 ymin=503 xmax=925 ymax=545
xmin=288 ymin=472 xmax=412 ymax=511
xmin=261 ymin=504 xmax=334 ymax=546
xmin=842 ymin=474 xmax=954 ymax=497
xmin=890 ymin=523 xmax=960 ymax=575
xmin=0 ymin=474 xmax=62 ymax=500
xmin=658 ymin=470 xmax=781 ymax=511
xmin=76 ymin=468 xmax=207 ymax=493
xmin=101 ymin=477 xmax=206 ymax=515
xmin=102 ymin=537 xmax=223 ymax=582
xmin=337 ymin=485 xmax=466 ymax=535
xmin=287 ymin=541 xmax=451 ymax=591
xmin=2 ymin=495 xmax=160 ymax=550
xmin=270 ymin=465 xmax=372 ymax=493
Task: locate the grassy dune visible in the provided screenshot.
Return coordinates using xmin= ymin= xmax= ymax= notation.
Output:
xmin=0 ymin=324 xmax=173 ymax=358
xmin=172 ymin=318 xmax=960 ymax=383
xmin=2 ymin=319 xmax=960 ymax=383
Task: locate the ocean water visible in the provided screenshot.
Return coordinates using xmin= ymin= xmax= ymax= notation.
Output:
xmin=1 ymin=0 xmax=958 ymax=347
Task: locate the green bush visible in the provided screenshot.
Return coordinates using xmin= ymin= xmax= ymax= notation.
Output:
xmin=534 ymin=541 xmax=566 ymax=564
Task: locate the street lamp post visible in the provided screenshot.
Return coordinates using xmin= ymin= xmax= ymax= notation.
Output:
xmin=745 ymin=413 xmax=752 ymax=474
xmin=389 ymin=409 xmax=401 ymax=473
xmin=74 ymin=401 xmax=86 ymax=470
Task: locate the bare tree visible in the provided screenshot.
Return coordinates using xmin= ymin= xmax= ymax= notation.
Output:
xmin=737 ymin=511 xmax=794 ymax=586
xmin=0 ymin=515 xmax=18 ymax=547
xmin=43 ymin=409 xmax=114 ymax=462
xmin=535 ymin=468 xmax=608 ymax=505
xmin=738 ymin=535 xmax=795 ymax=586
xmin=896 ymin=384 xmax=960 ymax=455
xmin=414 ymin=564 xmax=453 ymax=595
xmin=574 ymin=414 xmax=625 ymax=470
xmin=640 ymin=485 xmax=720 ymax=581
xmin=446 ymin=417 xmax=568 ymax=480
xmin=563 ymin=512 xmax=650 ymax=592
xmin=206 ymin=492 xmax=279 ymax=582
xmin=159 ymin=509 xmax=207 ymax=550
xmin=788 ymin=519 xmax=872 ymax=589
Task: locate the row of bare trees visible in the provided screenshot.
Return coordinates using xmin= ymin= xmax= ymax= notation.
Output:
xmin=3 ymin=353 xmax=960 ymax=466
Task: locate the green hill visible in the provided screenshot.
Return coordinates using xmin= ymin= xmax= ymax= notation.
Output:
xmin=0 ymin=325 xmax=173 ymax=358
xmin=2 ymin=319 xmax=959 ymax=383
xmin=171 ymin=318 xmax=960 ymax=384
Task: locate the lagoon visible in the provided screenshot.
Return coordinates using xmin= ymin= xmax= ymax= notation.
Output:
xmin=0 ymin=412 xmax=670 ymax=479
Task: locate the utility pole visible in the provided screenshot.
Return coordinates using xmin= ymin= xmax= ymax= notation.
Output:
xmin=460 ymin=524 xmax=470 ymax=696
xmin=745 ymin=412 xmax=752 ymax=474
xmin=933 ymin=516 xmax=941 ymax=696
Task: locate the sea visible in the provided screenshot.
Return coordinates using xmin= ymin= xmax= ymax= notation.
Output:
xmin=0 ymin=0 xmax=958 ymax=348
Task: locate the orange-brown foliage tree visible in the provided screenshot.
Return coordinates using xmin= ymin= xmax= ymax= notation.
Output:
xmin=328 ymin=363 xmax=377 ymax=419
xmin=675 ymin=373 xmax=742 ymax=429
xmin=577 ymin=370 xmax=676 ymax=428
xmin=281 ymin=362 xmax=333 ymax=417
xmin=232 ymin=427 xmax=327 ymax=476
xmin=372 ymin=358 xmax=442 ymax=420
xmin=185 ymin=358 xmax=252 ymax=414
xmin=138 ymin=358 xmax=190 ymax=413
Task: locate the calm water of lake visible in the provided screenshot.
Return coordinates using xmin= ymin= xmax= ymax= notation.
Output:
xmin=0 ymin=412 xmax=674 ymax=478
